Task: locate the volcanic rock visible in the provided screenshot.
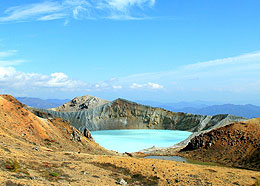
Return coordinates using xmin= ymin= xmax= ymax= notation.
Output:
xmin=50 ymin=95 xmax=110 ymax=112
xmin=34 ymin=98 xmax=246 ymax=133
xmin=180 ymin=118 xmax=260 ymax=170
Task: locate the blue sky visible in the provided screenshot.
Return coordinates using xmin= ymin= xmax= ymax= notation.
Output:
xmin=0 ymin=0 xmax=260 ymax=104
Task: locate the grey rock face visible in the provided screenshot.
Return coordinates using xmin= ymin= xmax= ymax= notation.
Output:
xmin=32 ymin=99 xmax=247 ymax=133
xmin=50 ymin=95 xmax=110 ymax=112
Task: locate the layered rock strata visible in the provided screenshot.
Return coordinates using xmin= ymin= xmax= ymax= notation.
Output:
xmin=32 ymin=99 xmax=246 ymax=133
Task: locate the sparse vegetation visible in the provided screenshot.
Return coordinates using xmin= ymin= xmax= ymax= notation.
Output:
xmin=49 ymin=172 xmax=59 ymax=177
xmin=4 ymin=159 xmax=29 ymax=175
xmin=42 ymin=170 xmax=60 ymax=181
xmin=4 ymin=160 xmax=20 ymax=172
xmin=44 ymin=138 xmax=57 ymax=146
xmin=44 ymin=138 xmax=52 ymax=146
xmin=252 ymin=178 xmax=260 ymax=186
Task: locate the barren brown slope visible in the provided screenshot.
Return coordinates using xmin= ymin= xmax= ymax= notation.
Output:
xmin=180 ymin=118 xmax=260 ymax=170
xmin=0 ymin=95 xmax=110 ymax=154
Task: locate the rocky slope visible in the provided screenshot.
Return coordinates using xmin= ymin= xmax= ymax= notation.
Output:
xmin=34 ymin=98 xmax=246 ymax=133
xmin=180 ymin=118 xmax=260 ymax=171
xmin=0 ymin=95 xmax=109 ymax=155
xmin=50 ymin=95 xmax=110 ymax=112
xmin=1 ymin=95 xmax=260 ymax=185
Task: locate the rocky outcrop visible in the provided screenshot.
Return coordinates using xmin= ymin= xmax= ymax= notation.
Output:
xmin=32 ymin=98 xmax=246 ymax=133
xmin=50 ymin=95 xmax=110 ymax=112
xmin=180 ymin=118 xmax=260 ymax=170
xmin=84 ymin=128 xmax=94 ymax=141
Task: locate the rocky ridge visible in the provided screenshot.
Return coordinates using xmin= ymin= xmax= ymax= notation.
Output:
xmin=50 ymin=95 xmax=110 ymax=112
xmin=34 ymin=98 xmax=247 ymax=133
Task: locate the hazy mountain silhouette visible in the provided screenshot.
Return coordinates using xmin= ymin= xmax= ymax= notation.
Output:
xmin=178 ymin=104 xmax=260 ymax=118
xmin=136 ymin=100 xmax=260 ymax=118
xmin=16 ymin=97 xmax=70 ymax=109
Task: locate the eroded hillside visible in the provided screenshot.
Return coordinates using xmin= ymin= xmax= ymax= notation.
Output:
xmin=0 ymin=95 xmax=110 ymax=154
xmin=34 ymin=98 xmax=247 ymax=133
xmin=180 ymin=118 xmax=260 ymax=170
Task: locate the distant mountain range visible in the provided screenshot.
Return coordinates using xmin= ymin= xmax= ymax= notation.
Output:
xmin=136 ymin=100 xmax=217 ymax=110
xmin=136 ymin=100 xmax=260 ymax=118
xmin=16 ymin=97 xmax=260 ymax=118
xmin=16 ymin=97 xmax=70 ymax=109
xmin=177 ymin=104 xmax=260 ymax=119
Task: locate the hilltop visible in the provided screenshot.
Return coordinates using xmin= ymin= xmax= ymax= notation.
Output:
xmin=50 ymin=95 xmax=110 ymax=112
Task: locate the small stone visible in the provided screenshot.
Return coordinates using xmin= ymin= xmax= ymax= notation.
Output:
xmin=33 ymin=146 xmax=39 ymax=151
xmin=81 ymin=171 xmax=87 ymax=175
xmin=166 ymin=179 xmax=171 ymax=184
xmin=117 ymin=178 xmax=127 ymax=186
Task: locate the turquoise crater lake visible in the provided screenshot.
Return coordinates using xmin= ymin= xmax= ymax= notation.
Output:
xmin=91 ymin=129 xmax=192 ymax=153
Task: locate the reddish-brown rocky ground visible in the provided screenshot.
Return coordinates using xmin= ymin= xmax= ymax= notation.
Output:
xmin=180 ymin=118 xmax=260 ymax=171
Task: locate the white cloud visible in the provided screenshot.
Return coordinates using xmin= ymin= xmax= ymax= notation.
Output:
xmin=0 ymin=0 xmax=155 ymax=23
xmin=102 ymin=0 xmax=155 ymax=11
xmin=0 ymin=1 xmax=63 ymax=22
xmin=38 ymin=13 xmax=67 ymax=21
xmin=1 ymin=48 xmax=259 ymax=101
xmin=0 ymin=50 xmax=26 ymax=67
xmin=38 ymin=72 xmax=86 ymax=88
xmin=0 ymin=66 xmax=86 ymax=91
xmin=112 ymin=85 xmax=122 ymax=89
xmin=130 ymin=82 xmax=163 ymax=89
xmin=0 ymin=50 xmax=86 ymax=91
xmin=0 ymin=60 xmax=26 ymax=67
xmin=0 ymin=50 xmax=17 ymax=58
xmin=121 ymin=50 xmax=260 ymax=95
xmin=147 ymin=82 xmax=163 ymax=89
xmin=0 ymin=67 xmax=16 ymax=78
xmin=183 ymin=51 xmax=260 ymax=70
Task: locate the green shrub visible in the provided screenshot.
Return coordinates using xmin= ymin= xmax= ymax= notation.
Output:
xmin=49 ymin=172 xmax=59 ymax=177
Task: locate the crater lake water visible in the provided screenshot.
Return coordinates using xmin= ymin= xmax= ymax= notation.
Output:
xmin=91 ymin=129 xmax=192 ymax=153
